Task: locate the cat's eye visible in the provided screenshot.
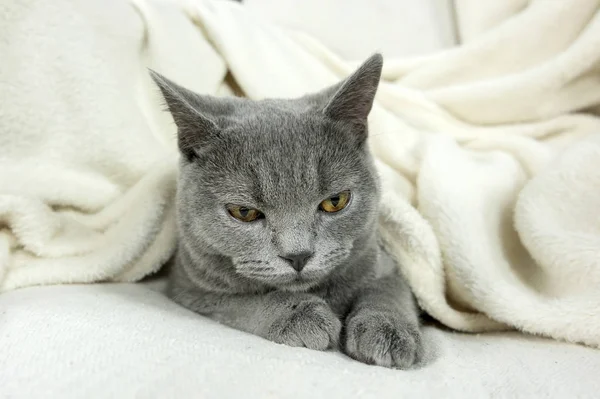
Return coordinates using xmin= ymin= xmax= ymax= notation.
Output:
xmin=227 ymin=205 xmax=264 ymax=222
xmin=319 ymin=191 xmax=351 ymax=213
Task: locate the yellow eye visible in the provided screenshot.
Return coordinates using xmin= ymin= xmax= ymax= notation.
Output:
xmin=319 ymin=191 xmax=351 ymax=213
xmin=227 ymin=205 xmax=264 ymax=222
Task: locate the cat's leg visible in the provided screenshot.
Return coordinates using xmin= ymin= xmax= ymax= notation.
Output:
xmin=343 ymin=272 xmax=424 ymax=369
xmin=172 ymin=289 xmax=341 ymax=350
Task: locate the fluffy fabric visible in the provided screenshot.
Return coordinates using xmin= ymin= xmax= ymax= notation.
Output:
xmin=1 ymin=283 xmax=600 ymax=397
xmin=0 ymin=0 xmax=599 ymax=350
xmin=0 ymin=0 xmax=180 ymax=288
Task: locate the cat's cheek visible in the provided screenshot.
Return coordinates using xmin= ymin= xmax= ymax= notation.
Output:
xmin=318 ymin=205 xmax=375 ymax=238
xmin=214 ymin=217 xmax=272 ymax=256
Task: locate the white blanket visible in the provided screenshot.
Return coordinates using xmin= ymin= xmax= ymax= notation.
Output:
xmin=0 ymin=0 xmax=599 ymax=349
xmin=3 ymin=283 xmax=600 ymax=398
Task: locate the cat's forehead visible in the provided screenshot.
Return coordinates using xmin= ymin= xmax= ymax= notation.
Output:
xmin=203 ymin=109 xmax=367 ymax=206
xmin=224 ymin=98 xmax=317 ymax=128
xmin=218 ymin=99 xmax=340 ymax=150
xmin=213 ymin=151 xmax=361 ymax=209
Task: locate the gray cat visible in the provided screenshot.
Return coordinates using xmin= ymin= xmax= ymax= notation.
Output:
xmin=151 ymin=54 xmax=424 ymax=368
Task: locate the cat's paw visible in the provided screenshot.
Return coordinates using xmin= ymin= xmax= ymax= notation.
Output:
xmin=344 ymin=311 xmax=423 ymax=369
xmin=266 ymin=297 xmax=341 ymax=351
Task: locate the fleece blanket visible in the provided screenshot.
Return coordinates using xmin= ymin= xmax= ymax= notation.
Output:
xmin=3 ymin=283 xmax=600 ymax=398
xmin=0 ymin=0 xmax=599 ymax=349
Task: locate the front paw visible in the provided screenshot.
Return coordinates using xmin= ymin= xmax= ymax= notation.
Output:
xmin=266 ymin=297 xmax=341 ymax=351
xmin=344 ymin=311 xmax=423 ymax=369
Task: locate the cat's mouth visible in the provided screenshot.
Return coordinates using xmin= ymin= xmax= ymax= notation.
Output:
xmin=245 ymin=270 xmax=325 ymax=292
xmin=278 ymin=275 xmax=322 ymax=292
xmin=280 ymin=266 xmax=341 ymax=291
xmin=235 ymin=254 xmax=347 ymax=291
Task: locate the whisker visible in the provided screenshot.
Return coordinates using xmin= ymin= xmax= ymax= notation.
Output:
xmin=236 ymin=260 xmax=268 ymax=265
xmin=244 ymin=266 xmax=273 ymax=272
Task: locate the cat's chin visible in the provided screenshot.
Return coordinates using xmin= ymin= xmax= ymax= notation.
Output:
xmin=250 ymin=273 xmax=325 ymax=292
xmin=236 ymin=264 xmax=337 ymax=292
xmin=275 ymin=278 xmax=322 ymax=293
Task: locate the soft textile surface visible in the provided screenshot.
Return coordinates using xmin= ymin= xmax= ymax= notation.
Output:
xmin=1 ymin=0 xmax=599 ymax=350
xmin=0 ymin=0 xmax=180 ymax=287
xmin=243 ymin=0 xmax=455 ymax=58
xmin=1 ymin=283 xmax=600 ymax=398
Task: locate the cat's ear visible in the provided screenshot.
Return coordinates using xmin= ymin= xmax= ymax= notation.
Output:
xmin=323 ymin=53 xmax=383 ymax=123
xmin=149 ymin=70 xmax=219 ymax=160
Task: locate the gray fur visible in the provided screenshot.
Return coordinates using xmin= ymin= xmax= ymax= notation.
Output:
xmin=151 ymin=54 xmax=424 ymax=368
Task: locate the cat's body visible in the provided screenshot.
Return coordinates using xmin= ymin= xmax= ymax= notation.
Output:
xmin=153 ymin=54 xmax=424 ymax=368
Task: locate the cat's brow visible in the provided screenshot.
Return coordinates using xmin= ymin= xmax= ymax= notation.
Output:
xmin=248 ymin=165 xmax=265 ymax=205
xmin=204 ymin=180 xmax=261 ymax=208
xmin=317 ymin=169 xmax=362 ymax=198
xmin=221 ymin=193 xmax=261 ymax=208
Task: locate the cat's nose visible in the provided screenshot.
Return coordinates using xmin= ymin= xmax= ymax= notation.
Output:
xmin=280 ymin=251 xmax=313 ymax=272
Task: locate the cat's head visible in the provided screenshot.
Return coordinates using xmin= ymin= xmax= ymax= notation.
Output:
xmin=152 ymin=54 xmax=383 ymax=291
